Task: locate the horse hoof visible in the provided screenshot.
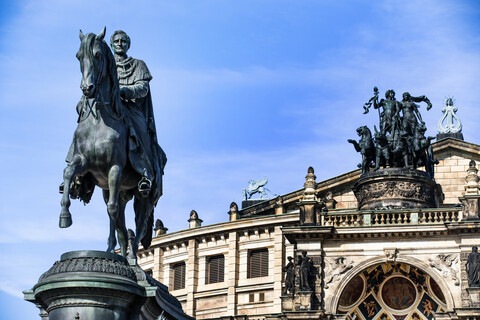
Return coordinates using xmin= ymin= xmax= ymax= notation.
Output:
xmin=127 ymin=250 xmax=137 ymax=260
xmin=59 ymin=214 xmax=72 ymax=228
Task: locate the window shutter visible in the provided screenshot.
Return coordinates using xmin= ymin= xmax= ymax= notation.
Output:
xmin=173 ymin=262 xmax=186 ymax=290
xmin=248 ymin=248 xmax=268 ymax=278
xmin=207 ymin=255 xmax=224 ymax=284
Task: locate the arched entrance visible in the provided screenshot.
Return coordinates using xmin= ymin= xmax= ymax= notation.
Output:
xmin=337 ymin=263 xmax=447 ymax=320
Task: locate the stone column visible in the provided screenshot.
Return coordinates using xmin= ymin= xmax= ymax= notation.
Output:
xmin=227 ymin=232 xmax=239 ymax=316
xmin=153 ymin=246 xmax=163 ymax=283
xmin=273 ymin=226 xmax=284 ymax=312
xmin=186 ymin=239 xmax=198 ymax=316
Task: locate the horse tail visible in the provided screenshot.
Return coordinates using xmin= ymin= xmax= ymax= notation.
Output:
xmin=141 ymin=208 xmax=154 ymax=249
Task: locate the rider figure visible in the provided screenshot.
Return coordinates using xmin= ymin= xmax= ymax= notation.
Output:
xmin=110 ymin=30 xmax=166 ymax=200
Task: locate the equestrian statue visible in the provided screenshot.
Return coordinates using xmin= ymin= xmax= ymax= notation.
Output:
xmin=59 ymin=28 xmax=166 ymax=259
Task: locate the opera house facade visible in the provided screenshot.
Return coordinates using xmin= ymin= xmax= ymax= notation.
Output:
xmin=136 ymin=103 xmax=480 ymax=320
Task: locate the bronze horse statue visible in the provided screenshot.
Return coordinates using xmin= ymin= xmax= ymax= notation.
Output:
xmin=348 ymin=126 xmax=375 ymax=174
xmin=59 ymin=28 xmax=158 ymax=258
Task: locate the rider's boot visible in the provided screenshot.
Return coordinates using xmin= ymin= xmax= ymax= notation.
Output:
xmin=138 ymin=169 xmax=152 ymax=198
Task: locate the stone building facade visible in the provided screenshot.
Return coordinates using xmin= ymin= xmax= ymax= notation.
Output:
xmin=135 ymin=137 xmax=480 ymax=320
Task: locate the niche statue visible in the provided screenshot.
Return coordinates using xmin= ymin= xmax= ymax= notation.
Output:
xmin=283 ymin=256 xmax=295 ymax=295
xmin=298 ymin=251 xmax=315 ymax=291
xmin=467 ymin=246 xmax=480 ymax=287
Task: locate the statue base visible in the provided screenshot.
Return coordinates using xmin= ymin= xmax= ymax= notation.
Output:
xmin=293 ymin=291 xmax=313 ymax=311
xmin=353 ymin=168 xmax=443 ymax=210
xmin=24 ymin=250 xmax=192 ymax=320
xmin=467 ymin=287 xmax=480 ymax=307
xmin=281 ymin=295 xmax=294 ymax=311
xmin=242 ymin=199 xmax=268 ymax=209
xmin=437 ymin=132 xmax=464 ymax=141
xmin=460 ymin=195 xmax=480 ymax=220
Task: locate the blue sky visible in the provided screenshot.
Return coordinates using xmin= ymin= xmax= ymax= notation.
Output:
xmin=1 ymin=1 xmax=479 ymax=318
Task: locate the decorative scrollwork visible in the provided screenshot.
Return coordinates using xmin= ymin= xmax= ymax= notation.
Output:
xmin=39 ymin=256 xmax=137 ymax=282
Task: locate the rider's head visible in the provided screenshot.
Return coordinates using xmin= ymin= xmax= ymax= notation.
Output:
xmin=110 ymin=30 xmax=130 ymax=55
xmin=403 ymin=92 xmax=411 ymax=101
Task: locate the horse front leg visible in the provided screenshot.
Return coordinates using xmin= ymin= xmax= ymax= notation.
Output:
xmin=59 ymin=155 xmax=85 ymax=228
xmin=107 ymin=165 xmax=128 ymax=257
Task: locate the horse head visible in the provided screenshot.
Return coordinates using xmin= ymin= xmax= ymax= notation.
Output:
xmin=77 ymin=27 xmax=123 ymax=118
xmin=78 ymin=27 xmax=109 ymax=97
xmin=357 ymin=126 xmax=372 ymax=139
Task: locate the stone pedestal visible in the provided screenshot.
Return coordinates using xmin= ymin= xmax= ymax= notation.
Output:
xmin=298 ymin=200 xmax=320 ymax=226
xmin=353 ymin=168 xmax=443 ymax=210
xmin=281 ymin=295 xmax=294 ymax=311
xmin=242 ymin=199 xmax=266 ymax=209
xmin=24 ymin=251 xmax=146 ymax=320
xmin=460 ymin=195 xmax=480 ymax=220
xmin=294 ymin=291 xmax=313 ymax=310
xmin=24 ymin=250 xmax=193 ymax=320
xmin=467 ymin=287 xmax=480 ymax=307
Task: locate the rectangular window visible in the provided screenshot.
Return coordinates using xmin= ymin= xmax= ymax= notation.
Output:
xmin=206 ymin=255 xmax=225 ymax=284
xmin=172 ymin=262 xmax=186 ymax=290
xmin=248 ymin=248 xmax=269 ymax=278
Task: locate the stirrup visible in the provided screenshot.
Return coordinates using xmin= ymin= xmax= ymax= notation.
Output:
xmin=138 ymin=172 xmax=151 ymax=198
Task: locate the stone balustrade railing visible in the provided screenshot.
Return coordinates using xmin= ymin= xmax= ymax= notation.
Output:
xmin=322 ymin=208 xmax=462 ymax=227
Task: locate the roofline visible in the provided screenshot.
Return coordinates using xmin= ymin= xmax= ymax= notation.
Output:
xmin=432 ymin=137 xmax=480 ymax=155
xmin=150 ymin=212 xmax=299 ymax=247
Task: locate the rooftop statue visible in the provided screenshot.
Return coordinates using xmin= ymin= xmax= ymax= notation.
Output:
xmin=242 ymin=177 xmax=274 ymax=201
xmin=351 ymin=87 xmax=436 ymax=178
xmin=438 ymin=97 xmax=462 ymax=134
xmin=59 ymin=28 xmax=166 ymax=259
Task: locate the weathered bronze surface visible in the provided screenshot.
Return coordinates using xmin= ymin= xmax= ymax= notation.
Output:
xmin=59 ymin=28 xmax=166 ymax=258
xmin=353 ymin=168 xmax=443 ymax=210
xmin=24 ymin=250 xmax=192 ymax=320
xmin=351 ymin=88 xmax=436 ymax=178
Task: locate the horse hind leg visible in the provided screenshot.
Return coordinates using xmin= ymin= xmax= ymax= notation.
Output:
xmin=116 ymin=194 xmax=129 ymax=257
xmin=106 ymin=165 xmax=128 ymax=257
xmin=60 ymin=155 xmax=85 ymax=228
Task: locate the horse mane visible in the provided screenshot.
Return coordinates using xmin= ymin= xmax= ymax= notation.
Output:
xmin=101 ymin=39 xmax=124 ymax=119
xmin=81 ymin=33 xmax=124 ymax=119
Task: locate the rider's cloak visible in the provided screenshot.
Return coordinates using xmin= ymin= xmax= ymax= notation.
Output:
xmin=116 ymin=56 xmax=166 ymax=205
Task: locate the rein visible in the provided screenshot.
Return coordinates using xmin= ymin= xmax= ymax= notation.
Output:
xmin=78 ymin=43 xmax=124 ymax=123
